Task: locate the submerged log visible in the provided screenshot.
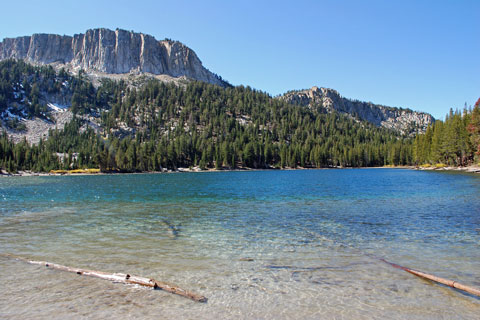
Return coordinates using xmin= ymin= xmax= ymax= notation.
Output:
xmin=3 ymin=254 xmax=207 ymax=302
xmin=161 ymin=220 xmax=180 ymax=239
xmin=380 ymin=258 xmax=480 ymax=297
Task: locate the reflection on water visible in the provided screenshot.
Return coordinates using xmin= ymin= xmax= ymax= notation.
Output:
xmin=0 ymin=169 xmax=479 ymax=319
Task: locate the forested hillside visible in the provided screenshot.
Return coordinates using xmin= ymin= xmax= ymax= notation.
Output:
xmin=0 ymin=60 xmax=77 ymax=126
xmin=1 ymin=60 xmax=416 ymax=173
xmin=414 ymin=99 xmax=480 ymax=166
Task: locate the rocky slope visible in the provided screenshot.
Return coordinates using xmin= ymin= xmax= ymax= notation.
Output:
xmin=282 ymin=86 xmax=434 ymax=134
xmin=0 ymin=29 xmax=434 ymax=138
xmin=0 ymin=28 xmax=227 ymax=87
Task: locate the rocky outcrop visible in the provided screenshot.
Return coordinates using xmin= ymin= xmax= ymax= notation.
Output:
xmin=282 ymin=86 xmax=434 ymax=134
xmin=0 ymin=28 xmax=227 ymax=87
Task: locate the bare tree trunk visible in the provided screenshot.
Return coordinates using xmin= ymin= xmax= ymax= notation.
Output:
xmin=3 ymin=253 xmax=207 ymax=302
xmin=380 ymin=258 xmax=480 ymax=297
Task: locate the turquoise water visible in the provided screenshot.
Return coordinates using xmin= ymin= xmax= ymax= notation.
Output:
xmin=0 ymin=169 xmax=479 ymax=319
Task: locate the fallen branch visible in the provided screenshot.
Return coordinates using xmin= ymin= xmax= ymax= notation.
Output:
xmin=380 ymin=258 xmax=480 ymax=297
xmin=3 ymin=253 xmax=207 ymax=302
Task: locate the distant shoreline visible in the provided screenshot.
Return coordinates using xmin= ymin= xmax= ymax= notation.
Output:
xmin=1 ymin=164 xmax=479 ymax=177
xmin=415 ymin=164 xmax=480 ymax=174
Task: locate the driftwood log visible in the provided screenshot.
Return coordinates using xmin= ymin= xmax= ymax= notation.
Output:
xmin=380 ymin=258 xmax=480 ymax=297
xmin=3 ymin=254 xmax=207 ymax=302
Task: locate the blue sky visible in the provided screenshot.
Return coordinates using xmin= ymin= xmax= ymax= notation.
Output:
xmin=0 ymin=0 xmax=478 ymax=119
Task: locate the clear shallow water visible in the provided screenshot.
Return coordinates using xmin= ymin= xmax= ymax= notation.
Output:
xmin=0 ymin=169 xmax=479 ymax=319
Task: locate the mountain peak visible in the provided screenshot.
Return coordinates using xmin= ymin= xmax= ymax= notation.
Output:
xmin=0 ymin=28 xmax=227 ymax=87
xmin=282 ymin=86 xmax=434 ymax=134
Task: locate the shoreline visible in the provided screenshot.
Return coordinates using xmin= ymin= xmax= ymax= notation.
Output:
xmin=416 ymin=164 xmax=480 ymax=174
xmin=1 ymin=164 xmax=479 ymax=177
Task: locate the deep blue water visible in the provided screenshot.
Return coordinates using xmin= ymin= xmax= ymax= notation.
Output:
xmin=2 ymin=169 xmax=478 ymax=248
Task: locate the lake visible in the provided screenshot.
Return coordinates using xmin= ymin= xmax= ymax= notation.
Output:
xmin=0 ymin=169 xmax=479 ymax=319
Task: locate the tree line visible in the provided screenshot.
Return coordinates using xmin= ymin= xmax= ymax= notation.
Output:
xmin=413 ymin=99 xmax=480 ymax=166
xmin=0 ymin=59 xmax=418 ymax=173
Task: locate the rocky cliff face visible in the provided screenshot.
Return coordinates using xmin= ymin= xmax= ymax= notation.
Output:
xmin=282 ymin=86 xmax=434 ymax=134
xmin=0 ymin=28 xmax=227 ymax=86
